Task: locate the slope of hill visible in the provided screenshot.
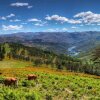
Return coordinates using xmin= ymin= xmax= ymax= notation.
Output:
xmin=0 ymin=65 xmax=100 ymax=100
xmin=0 ymin=42 xmax=83 ymax=72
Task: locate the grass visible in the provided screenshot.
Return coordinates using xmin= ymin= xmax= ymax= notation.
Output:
xmin=0 ymin=60 xmax=32 ymax=68
xmin=0 ymin=60 xmax=100 ymax=100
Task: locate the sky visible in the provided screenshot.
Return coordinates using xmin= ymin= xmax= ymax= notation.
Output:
xmin=0 ymin=0 xmax=100 ymax=34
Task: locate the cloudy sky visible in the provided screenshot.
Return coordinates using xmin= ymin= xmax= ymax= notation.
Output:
xmin=0 ymin=0 xmax=100 ymax=34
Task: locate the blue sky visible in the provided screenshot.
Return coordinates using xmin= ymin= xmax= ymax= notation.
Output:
xmin=0 ymin=0 xmax=100 ymax=34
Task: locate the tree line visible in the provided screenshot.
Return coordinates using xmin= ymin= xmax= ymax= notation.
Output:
xmin=0 ymin=42 xmax=100 ymax=76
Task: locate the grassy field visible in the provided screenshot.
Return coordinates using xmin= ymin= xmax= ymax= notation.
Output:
xmin=0 ymin=60 xmax=32 ymax=68
xmin=0 ymin=60 xmax=100 ymax=100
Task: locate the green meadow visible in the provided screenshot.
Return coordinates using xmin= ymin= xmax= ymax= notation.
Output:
xmin=0 ymin=60 xmax=100 ymax=100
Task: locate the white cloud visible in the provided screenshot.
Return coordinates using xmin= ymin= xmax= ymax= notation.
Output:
xmin=71 ymin=26 xmax=78 ymax=29
xmin=45 ymin=15 xmax=81 ymax=24
xmin=45 ymin=28 xmax=68 ymax=32
xmin=45 ymin=12 xmax=100 ymax=25
xmin=28 ymin=18 xmax=41 ymax=22
xmin=62 ymin=28 xmax=68 ymax=31
xmin=2 ymin=25 xmax=23 ymax=31
xmin=45 ymin=15 xmax=68 ymax=23
xmin=6 ymin=14 xmax=15 ymax=18
xmin=45 ymin=28 xmax=58 ymax=32
xmin=68 ymin=19 xmax=81 ymax=24
xmin=74 ymin=11 xmax=93 ymax=18
xmin=85 ymin=23 xmax=92 ymax=26
xmin=74 ymin=11 xmax=100 ymax=24
xmin=34 ymin=21 xmax=47 ymax=27
xmin=10 ymin=2 xmax=33 ymax=9
xmin=28 ymin=18 xmax=47 ymax=27
xmin=10 ymin=19 xmax=21 ymax=22
xmin=27 ymin=6 xmax=33 ymax=9
xmin=0 ymin=14 xmax=15 ymax=20
xmin=34 ymin=23 xmax=43 ymax=26
xmin=35 ymin=23 xmax=44 ymax=27
xmin=0 ymin=17 xmax=6 ymax=20
xmin=11 ymin=2 xmax=28 ymax=7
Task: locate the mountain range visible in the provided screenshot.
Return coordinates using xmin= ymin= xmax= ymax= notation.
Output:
xmin=0 ymin=31 xmax=100 ymax=56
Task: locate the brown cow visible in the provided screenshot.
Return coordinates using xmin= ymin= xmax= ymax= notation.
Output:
xmin=4 ymin=78 xmax=18 ymax=87
xmin=28 ymin=74 xmax=37 ymax=80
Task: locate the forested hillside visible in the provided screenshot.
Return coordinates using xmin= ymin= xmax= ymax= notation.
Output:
xmin=0 ymin=42 xmax=82 ymax=70
xmin=0 ymin=42 xmax=100 ymax=76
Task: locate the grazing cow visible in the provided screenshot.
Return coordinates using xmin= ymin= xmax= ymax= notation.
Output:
xmin=28 ymin=74 xmax=37 ymax=80
xmin=4 ymin=78 xmax=18 ymax=87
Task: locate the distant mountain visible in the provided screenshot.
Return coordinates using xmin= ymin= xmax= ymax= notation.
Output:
xmin=0 ymin=31 xmax=100 ymax=56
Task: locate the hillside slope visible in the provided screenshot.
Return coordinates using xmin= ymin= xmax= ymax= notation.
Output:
xmin=0 ymin=42 xmax=82 ymax=72
xmin=0 ymin=66 xmax=100 ymax=100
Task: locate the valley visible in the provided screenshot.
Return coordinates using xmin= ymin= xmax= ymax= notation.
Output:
xmin=0 ymin=31 xmax=100 ymax=56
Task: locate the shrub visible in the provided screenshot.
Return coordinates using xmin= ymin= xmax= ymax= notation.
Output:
xmin=45 ymin=94 xmax=53 ymax=100
xmin=25 ymin=91 xmax=40 ymax=100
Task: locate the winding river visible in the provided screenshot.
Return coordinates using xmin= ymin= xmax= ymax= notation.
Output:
xmin=68 ymin=46 xmax=79 ymax=56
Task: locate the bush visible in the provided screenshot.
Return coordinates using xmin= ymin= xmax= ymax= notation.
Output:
xmin=46 ymin=94 xmax=53 ymax=100
xmin=25 ymin=91 xmax=40 ymax=100
xmin=22 ymin=80 xmax=35 ymax=87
